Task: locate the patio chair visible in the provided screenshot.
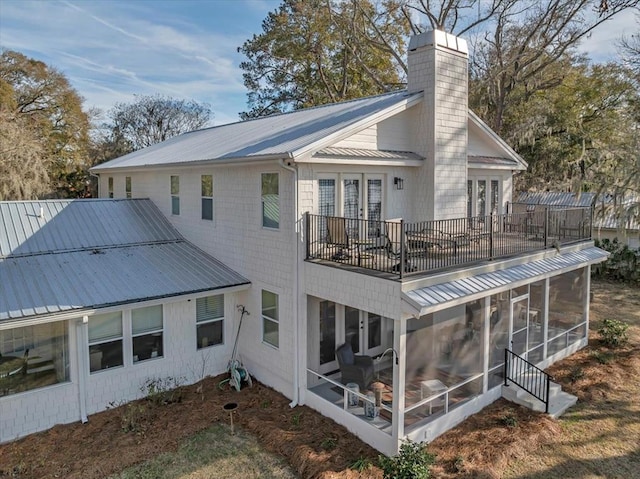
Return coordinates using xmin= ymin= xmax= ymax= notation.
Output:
xmin=335 ymin=342 xmax=374 ymax=391
xmin=326 ymin=216 xmax=353 ymax=260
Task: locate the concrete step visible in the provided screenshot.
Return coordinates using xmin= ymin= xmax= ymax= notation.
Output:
xmin=501 ymin=381 xmax=577 ymax=419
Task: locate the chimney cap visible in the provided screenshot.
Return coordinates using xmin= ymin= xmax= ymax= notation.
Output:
xmin=408 ymin=30 xmax=468 ymax=55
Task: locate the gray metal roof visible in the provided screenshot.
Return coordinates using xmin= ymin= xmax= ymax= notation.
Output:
xmin=468 ymin=155 xmax=518 ymax=167
xmin=0 ymin=199 xmax=181 ymax=258
xmin=593 ymin=194 xmax=639 ymax=231
xmin=314 ymin=147 xmax=424 ymax=161
xmin=91 ymin=91 xmax=421 ymax=171
xmin=0 ymin=199 xmax=249 ymax=322
xmin=516 ymin=192 xmax=596 ymax=208
xmin=403 ymin=247 xmax=608 ymax=315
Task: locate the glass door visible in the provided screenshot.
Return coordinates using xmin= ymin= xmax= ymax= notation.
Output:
xmin=510 ymin=296 xmax=529 ymax=358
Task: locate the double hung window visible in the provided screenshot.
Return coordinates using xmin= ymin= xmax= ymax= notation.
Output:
xmin=171 ymin=176 xmax=180 ymax=215
xmin=262 ymin=290 xmax=279 ymax=348
xmin=88 ymin=312 xmax=123 ymax=372
xmin=132 ymin=305 xmax=163 ymax=363
xmin=196 ymin=295 xmax=224 ymax=349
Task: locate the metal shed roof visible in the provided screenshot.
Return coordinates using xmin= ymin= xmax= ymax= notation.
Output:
xmin=0 ymin=199 xmax=181 ymax=258
xmin=516 ymin=192 xmax=596 ymax=208
xmin=91 ymin=91 xmax=421 ymax=171
xmin=403 ymin=247 xmax=608 ymax=317
xmin=0 ymin=199 xmax=249 ymax=322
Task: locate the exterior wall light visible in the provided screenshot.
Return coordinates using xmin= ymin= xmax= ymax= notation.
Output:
xmin=394 ymin=177 xmax=404 ymax=190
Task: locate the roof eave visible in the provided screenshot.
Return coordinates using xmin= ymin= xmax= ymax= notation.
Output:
xmin=290 ymin=92 xmax=424 ymax=161
xmin=468 ymin=110 xmax=528 ymax=170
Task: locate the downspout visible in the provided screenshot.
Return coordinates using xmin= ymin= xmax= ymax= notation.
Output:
xmin=279 ymin=158 xmax=300 ymax=408
xmin=77 ymin=316 xmax=89 ymax=423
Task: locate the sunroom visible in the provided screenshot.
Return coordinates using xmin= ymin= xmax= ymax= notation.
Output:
xmin=304 ymin=247 xmax=607 ymax=454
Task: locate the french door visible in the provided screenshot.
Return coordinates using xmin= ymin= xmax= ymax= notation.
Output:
xmin=509 ymin=296 xmax=529 ymax=358
xmin=318 ymin=301 xmax=387 ymax=375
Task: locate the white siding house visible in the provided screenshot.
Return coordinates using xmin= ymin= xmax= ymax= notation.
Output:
xmin=1 ymin=31 xmax=608 ymax=454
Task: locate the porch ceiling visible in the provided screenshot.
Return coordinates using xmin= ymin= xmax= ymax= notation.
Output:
xmin=402 ymin=247 xmax=609 ymax=317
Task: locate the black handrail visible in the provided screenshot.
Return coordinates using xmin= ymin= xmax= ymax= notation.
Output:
xmin=504 ymin=348 xmax=551 ymax=414
xmin=305 ymin=207 xmax=591 ymax=279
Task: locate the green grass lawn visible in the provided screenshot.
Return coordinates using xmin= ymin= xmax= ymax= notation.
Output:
xmin=110 ymin=424 xmax=298 ymax=479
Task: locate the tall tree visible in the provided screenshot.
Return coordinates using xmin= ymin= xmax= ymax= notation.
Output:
xmin=0 ymin=110 xmax=49 ymax=200
xmin=106 ymin=94 xmax=211 ymax=153
xmin=0 ymin=49 xmax=91 ymax=199
xmin=238 ymin=0 xmax=409 ymax=119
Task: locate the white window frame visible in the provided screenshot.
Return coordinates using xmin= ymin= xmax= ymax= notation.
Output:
xmin=261 ymin=172 xmax=279 ymax=229
xmin=88 ymin=311 xmax=123 ymax=373
xmin=196 ymin=295 xmax=225 ymax=349
xmin=131 ymin=305 xmax=163 ymax=363
xmin=201 ymin=174 xmax=213 ymax=221
xmin=171 ymin=175 xmax=180 ymax=215
xmin=108 ymin=177 xmax=114 ymax=198
xmin=468 ymin=176 xmax=502 ymax=217
xmin=125 ymin=176 xmax=132 ymax=199
xmin=262 ymin=290 xmax=279 ymax=348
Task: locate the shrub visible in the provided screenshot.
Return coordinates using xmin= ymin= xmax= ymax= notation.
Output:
xmin=592 ymin=239 xmax=640 ymax=284
xmin=121 ymin=403 xmax=146 ymax=433
xmin=350 ymin=457 xmax=372 ymax=472
xmin=378 ymin=439 xmax=435 ymax=479
xmin=590 ymin=350 xmax=614 ymax=364
xmin=598 ymin=319 xmax=629 ymax=348
xmin=569 ymin=366 xmax=585 ymax=383
xmin=142 ymin=377 xmax=184 ymax=405
xmin=320 ymin=437 xmax=337 ymax=451
xmin=499 ymin=413 xmax=518 ymax=428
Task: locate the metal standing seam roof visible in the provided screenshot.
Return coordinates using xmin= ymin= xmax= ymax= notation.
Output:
xmin=468 ymin=155 xmax=518 ymax=167
xmin=403 ymin=247 xmax=609 ymax=315
xmin=0 ymin=199 xmax=249 ymax=322
xmin=90 ymin=91 xmax=422 ymax=171
xmin=516 ymin=192 xmax=596 ymax=208
xmin=314 ymin=147 xmax=424 ymax=162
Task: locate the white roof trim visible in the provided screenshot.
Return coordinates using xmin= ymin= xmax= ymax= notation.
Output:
xmin=468 ymin=110 xmax=527 ymax=171
xmin=403 ymin=247 xmax=608 ymax=317
xmin=291 ymin=94 xmax=423 ymax=160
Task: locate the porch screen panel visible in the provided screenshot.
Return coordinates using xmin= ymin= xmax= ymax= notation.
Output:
xmin=367 ymin=179 xmax=382 ymax=238
xmin=489 ymin=292 xmax=509 ymax=388
xmin=467 ymin=180 xmax=473 ymax=218
xmin=527 ymin=280 xmax=545 ymax=364
xmin=547 ymin=268 xmax=586 ymax=357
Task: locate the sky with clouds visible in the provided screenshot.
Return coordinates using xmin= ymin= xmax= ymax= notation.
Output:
xmin=0 ymin=0 xmax=637 ymax=126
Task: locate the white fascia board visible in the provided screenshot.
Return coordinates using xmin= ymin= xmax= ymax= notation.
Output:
xmin=297 ymin=156 xmax=423 ymax=167
xmin=290 ymin=93 xmax=424 ymax=161
xmin=468 ymin=110 xmax=527 ymax=171
xmin=0 ymin=283 xmax=250 ymax=330
xmin=467 ymin=161 xmax=517 ymax=171
xmin=405 ymin=252 xmax=608 ymax=318
xmin=90 ymin=154 xmax=292 ymax=175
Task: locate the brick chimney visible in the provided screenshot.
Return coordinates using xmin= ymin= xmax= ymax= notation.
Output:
xmin=408 ymin=31 xmax=468 ymax=220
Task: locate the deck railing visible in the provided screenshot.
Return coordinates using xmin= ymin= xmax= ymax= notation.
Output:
xmin=305 ymin=207 xmax=591 ymax=279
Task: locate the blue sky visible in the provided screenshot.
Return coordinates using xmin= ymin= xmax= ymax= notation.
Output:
xmin=0 ymin=0 xmax=637 ymax=126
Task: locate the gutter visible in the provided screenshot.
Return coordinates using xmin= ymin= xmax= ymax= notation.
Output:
xmin=278 ymin=158 xmax=300 ymax=409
